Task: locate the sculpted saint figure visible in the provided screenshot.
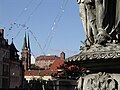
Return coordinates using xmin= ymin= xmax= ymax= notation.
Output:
xmin=95 ymin=0 xmax=106 ymax=29
xmin=77 ymin=0 xmax=90 ymax=44
xmin=77 ymin=0 xmax=120 ymax=45
xmin=84 ymin=0 xmax=97 ymax=44
xmin=95 ymin=0 xmax=117 ymax=44
xmin=77 ymin=0 xmax=97 ymax=45
xmin=77 ymin=0 xmax=87 ymax=35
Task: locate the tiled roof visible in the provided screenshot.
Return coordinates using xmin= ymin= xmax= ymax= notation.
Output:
xmin=36 ymin=55 xmax=60 ymax=61
xmin=25 ymin=70 xmax=57 ymax=76
xmin=50 ymin=59 xmax=64 ymax=71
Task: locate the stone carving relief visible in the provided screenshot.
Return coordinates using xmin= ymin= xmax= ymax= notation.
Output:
xmin=77 ymin=72 xmax=119 ymax=90
xmin=86 ymin=72 xmax=118 ymax=90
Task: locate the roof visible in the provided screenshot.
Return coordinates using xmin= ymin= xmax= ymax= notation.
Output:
xmin=22 ymin=32 xmax=27 ymax=49
xmin=10 ymin=42 xmax=19 ymax=52
xmin=25 ymin=70 xmax=57 ymax=76
xmin=50 ymin=59 xmax=64 ymax=71
xmin=36 ymin=55 xmax=60 ymax=61
xmin=27 ymin=33 xmax=30 ymax=50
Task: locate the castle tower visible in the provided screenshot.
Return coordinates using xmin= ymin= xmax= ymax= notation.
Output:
xmin=21 ymin=32 xmax=31 ymax=70
xmin=60 ymin=51 xmax=65 ymax=59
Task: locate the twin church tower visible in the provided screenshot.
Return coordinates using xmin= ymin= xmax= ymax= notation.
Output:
xmin=21 ymin=32 xmax=31 ymax=70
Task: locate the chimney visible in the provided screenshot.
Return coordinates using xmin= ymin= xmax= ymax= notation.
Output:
xmin=60 ymin=52 xmax=65 ymax=59
xmin=0 ymin=29 xmax=4 ymax=38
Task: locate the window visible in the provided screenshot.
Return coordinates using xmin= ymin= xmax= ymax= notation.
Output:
xmin=3 ymin=64 xmax=9 ymax=76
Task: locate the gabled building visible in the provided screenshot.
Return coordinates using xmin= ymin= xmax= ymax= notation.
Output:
xmin=0 ymin=29 xmax=10 ymax=88
xmin=35 ymin=55 xmax=60 ymax=69
xmin=9 ymin=40 xmax=23 ymax=88
xmin=21 ymin=32 xmax=31 ymax=70
xmin=35 ymin=52 xmax=65 ymax=70
xmin=0 ymin=29 xmax=23 ymax=88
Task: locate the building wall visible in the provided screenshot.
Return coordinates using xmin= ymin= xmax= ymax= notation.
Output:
xmin=0 ymin=29 xmax=23 ymax=88
xmin=9 ymin=61 xmax=22 ymax=88
xmin=0 ymin=48 xmax=10 ymax=88
xmin=35 ymin=55 xmax=60 ymax=69
xmin=35 ymin=60 xmax=55 ymax=69
xmin=0 ymin=29 xmax=10 ymax=88
xmin=0 ymin=54 xmax=3 ymax=88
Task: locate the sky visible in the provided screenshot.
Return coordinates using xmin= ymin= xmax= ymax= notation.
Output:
xmin=0 ymin=0 xmax=85 ymax=63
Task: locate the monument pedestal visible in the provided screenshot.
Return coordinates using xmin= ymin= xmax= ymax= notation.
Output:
xmin=66 ymin=44 xmax=120 ymax=90
xmin=76 ymin=0 xmax=120 ymax=89
xmin=79 ymin=73 xmax=120 ymax=90
xmin=70 ymin=58 xmax=120 ymax=73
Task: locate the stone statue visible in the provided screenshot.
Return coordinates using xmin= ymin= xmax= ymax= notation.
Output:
xmin=77 ymin=0 xmax=120 ymax=46
xmin=77 ymin=0 xmax=87 ymax=34
xmin=95 ymin=0 xmax=117 ymax=44
xmin=77 ymin=0 xmax=97 ymax=45
xmin=84 ymin=0 xmax=97 ymax=45
xmin=77 ymin=0 xmax=89 ymax=44
xmin=95 ymin=0 xmax=106 ymax=29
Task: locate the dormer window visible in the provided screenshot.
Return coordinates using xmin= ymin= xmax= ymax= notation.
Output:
xmin=14 ymin=52 xmax=17 ymax=56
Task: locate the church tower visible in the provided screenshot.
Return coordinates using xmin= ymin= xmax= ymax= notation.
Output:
xmin=21 ymin=32 xmax=31 ymax=70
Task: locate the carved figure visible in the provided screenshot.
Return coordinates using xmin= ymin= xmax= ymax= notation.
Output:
xmin=77 ymin=77 xmax=84 ymax=90
xmin=77 ymin=0 xmax=90 ymax=45
xmin=95 ymin=0 xmax=106 ymax=29
xmin=77 ymin=72 xmax=118 ymax=90
xmin=86 ymin=79 xmax=94 ymax=90
xmin=77 ymin=0 xmax=120 ymax=45
xmin=95 ymin=0 xmax=117 ymax=44
xmin=84 ymin=0 xmax=97 ymax=45
xmin=86 ymin=72 xmax=118 ymax=90
xmin=107 ymin=79 xmax=118 ymax=90
xmin=77 ymin=0 xmax=87 ymax=36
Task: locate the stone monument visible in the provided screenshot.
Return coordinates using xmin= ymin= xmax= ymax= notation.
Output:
xmin=66 ymin=0 xmax=120 ymax=90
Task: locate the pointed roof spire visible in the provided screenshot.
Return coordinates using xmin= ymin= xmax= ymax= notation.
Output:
xmin=28 ymin=33 xmax=30 ymax=50
xmin=22 ymin=32 xmax=27 ymax=49
xmin=10 ymin=38 xmax=18 ymax=52
xmin=12 ymin=38 xmax=13 ymax=43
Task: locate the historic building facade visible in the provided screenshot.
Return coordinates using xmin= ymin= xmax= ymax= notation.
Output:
xmin=35 ymin=52 xmax=65 ymax=70
xmin=9 ymin=41 xmax=23 ymax=88
xmin=0 ymin=29 xmax=10 ymax=88
xmin=0 ymin=29 xmax=23 ymax=88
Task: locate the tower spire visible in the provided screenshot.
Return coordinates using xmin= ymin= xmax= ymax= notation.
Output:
xmin=27 ymin=33 xmax=30 ymax=50
xmin=22 ymin=32 xmax=27 ymax=49
xmin=21 ymin=32 xmax=31 ymax=70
